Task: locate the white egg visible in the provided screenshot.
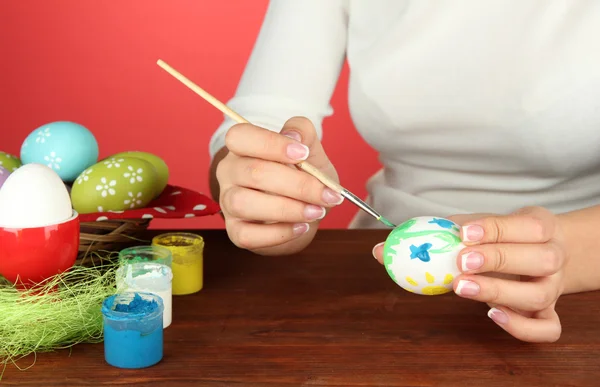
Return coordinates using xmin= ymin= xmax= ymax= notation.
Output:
xmin=383 ymin=216 xmax=464 ymax=295
xmin=0 ymin=163 xmax=73 ymax=228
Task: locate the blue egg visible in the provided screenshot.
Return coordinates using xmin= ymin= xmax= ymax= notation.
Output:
xmin=20 ymin=121 xmax=99 ymax=182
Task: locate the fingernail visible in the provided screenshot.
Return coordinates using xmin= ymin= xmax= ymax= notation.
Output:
xmin=282 ymin=131 xmax=302 ymax=141
xmin=322 ymin=188 xmax=344 ymax=205
xmin=455 ymin=279 xmax=480 ymax=296
xmin=304 ymin=205 xmax=326 ymax=221
xmin=293 ymin=223 xmax=310 ymax=236
xmin=462 ymin=224 xmax=484 ymax=242
xmin=487 ymin=307 xmax=509 ymax=324
xmin=372 ymin=242 xmax=384 ymax=260
xmin=287 ymin=143 xmax=309 ymax=161
xmin=461 ymin=251 xmax=484 ymax=271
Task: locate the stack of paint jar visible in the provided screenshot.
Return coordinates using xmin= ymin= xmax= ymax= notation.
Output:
xmin=101 ymin=232 xmax=205 ymax=369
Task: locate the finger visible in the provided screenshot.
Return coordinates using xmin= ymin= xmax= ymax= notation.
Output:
xmin=222 ymin=186 xmax=326 ymax=223
xmin=225 ymin=218 xmax=310 ymax=251
xmin=372 ymin=242 xmax=384 ymax=264
xmin=225 ymin=116 xmax=332 ymax=167
xmin=225 ymin=122 xmax=311 ymax=164
xmin=453 ymin=274 xmax=560 ymax=312
xmin=460 ymin=206 xmax=557 ymax=245
xmin=279 ymin=116 xmax=334 ymax=173
xmin=486 ymin=306 xmax=562 ymax=343
xmin=446 ymin=213 xmax=496 ymax=226
xmin=229 ymin=156 xmax=344 ymax=206
xmin=458 ymin=240 xmax=565 ymax=276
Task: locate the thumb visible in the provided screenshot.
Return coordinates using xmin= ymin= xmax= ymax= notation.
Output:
xmin=279 ymin=116 xmax=338 ymax=180
xmin=447 ymin=213 xmax=497 ymax=226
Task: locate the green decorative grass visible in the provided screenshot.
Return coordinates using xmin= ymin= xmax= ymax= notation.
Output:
xmin=0 ymin=252 xmax=120 ymax=378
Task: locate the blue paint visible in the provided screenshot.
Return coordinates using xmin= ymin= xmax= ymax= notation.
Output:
xmin=102 ymin=292 xmax=164 ymax=369
xmin=113 ymin=292 xmax=158 ymax=313
xmin=409 ymin=243 xmax=432 ymax=262
xmin=428 ymin=218 xmax=453 ymax=229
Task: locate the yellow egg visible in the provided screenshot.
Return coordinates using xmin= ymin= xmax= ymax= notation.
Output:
xmin=71 ymin=157 xmax=158 ymax=214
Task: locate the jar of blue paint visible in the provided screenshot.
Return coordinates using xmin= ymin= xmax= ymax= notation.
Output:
xmin=102 ymin=291 xmax=164 ymax=369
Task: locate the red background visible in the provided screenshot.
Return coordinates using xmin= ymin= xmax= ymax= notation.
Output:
xmin=0 ymin=1 xmax=380 ymax=229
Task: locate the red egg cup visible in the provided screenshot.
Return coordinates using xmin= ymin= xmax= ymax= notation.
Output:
xmin=0 ymin=210 xmax=80 ymax=289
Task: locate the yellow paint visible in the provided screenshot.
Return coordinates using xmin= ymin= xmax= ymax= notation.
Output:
xmin=425 ymin=272 xmax=435 ymax=284
xmin=152 ymin=232 xmax=204 ymax=295
xmin=406 ymin=276 xmax=418 ymax=286
xmin=443 ymin=274 xmax=454 ymax=285
xmin=405 ymin=272 xmax=453 ymax=295
xmin=171 ymin=256 xmax=203 ymax=295
xmin=422 ymin=286 xmax=452 ymax=295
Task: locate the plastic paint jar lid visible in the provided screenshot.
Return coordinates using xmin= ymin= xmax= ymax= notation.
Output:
xmin=151 ymin=232 xmax=204 ymax=296
xmin=152 ymin=232 xmax=204 ymax=249
xmin=115 ymin=262 xmax=173 ymax=329
xmin=118 ymin=245 xmax=173 ymax=267
xmin=101 ymin=292 xmax=164 ymax=369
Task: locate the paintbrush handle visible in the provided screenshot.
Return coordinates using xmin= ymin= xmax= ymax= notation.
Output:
xmin=157 ymin=59 xmax=248 ymax=123
xmin=156 ymin=59 xmax=345 ymax=194
xmin=157 ymin=59 xmax=396 ymax=227
xmin=294 ymin=162 xmax=344 ymax=193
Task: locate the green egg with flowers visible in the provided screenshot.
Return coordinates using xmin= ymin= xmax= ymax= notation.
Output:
xmin=0 ymin=151 xmax=22 ymax=172
xmin=109 ymin=151 xmax=169 ymax=198
xmin=70 ymin=156 xmax=158 ymax=214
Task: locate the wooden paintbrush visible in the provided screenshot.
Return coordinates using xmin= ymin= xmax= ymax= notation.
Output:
xmin=156 ymin=59 xmax=396 ymax=228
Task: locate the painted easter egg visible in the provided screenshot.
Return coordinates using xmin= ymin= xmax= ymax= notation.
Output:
xmin=0 ymin=151 xmax=22 ymax=172
xmin=70 ymin=157 xmax=158 ymax=214
xmin=108 ymin=151 xmax=169 ymax=198
xmin=20 ymin=121 xmax=99 ymax=182
xmin=383 ymin=216 xmax=464 ymax=295
xmin=0 ymin=166 xmax=11 ymax=189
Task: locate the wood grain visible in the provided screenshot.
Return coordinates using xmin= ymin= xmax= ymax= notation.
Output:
xmin=2 ymin=229 xmax=599 ymax=386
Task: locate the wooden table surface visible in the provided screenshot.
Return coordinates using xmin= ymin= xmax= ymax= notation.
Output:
xmin=2 ymin=229 xmax=599 ymax=386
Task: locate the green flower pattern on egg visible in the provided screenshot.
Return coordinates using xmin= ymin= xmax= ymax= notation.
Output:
xmin=0 ymin=152 xmax=22 ymax=172
xmin=383 ymin=216 xmax=464 ymax=296
xmin=70 ymin=157 xmax=158 ymax=214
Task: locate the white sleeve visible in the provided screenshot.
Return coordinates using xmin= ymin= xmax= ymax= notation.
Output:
xmin=208 ymin=0 xmax=348 ymax=159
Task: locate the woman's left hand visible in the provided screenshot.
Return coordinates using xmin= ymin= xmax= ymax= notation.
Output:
xmin=372 ymin=206 xmax=569 ymax=343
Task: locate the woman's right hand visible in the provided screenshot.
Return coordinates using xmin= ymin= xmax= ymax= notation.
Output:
xmin=215 ymin=116 xmax=344 ymax=256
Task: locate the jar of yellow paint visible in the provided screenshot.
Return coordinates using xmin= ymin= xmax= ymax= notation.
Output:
xmin=151 ymin=232 xmax=204 ymax=295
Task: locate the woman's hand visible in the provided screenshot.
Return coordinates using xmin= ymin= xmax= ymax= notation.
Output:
xmin=216 ymin=116 xmax=343 ymax=256
xmin=372 ymin=206 xmax=569 ymax=343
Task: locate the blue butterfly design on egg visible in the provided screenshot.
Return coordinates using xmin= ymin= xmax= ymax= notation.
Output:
xmin=409 ymin=243 xmax=432 ymax=262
